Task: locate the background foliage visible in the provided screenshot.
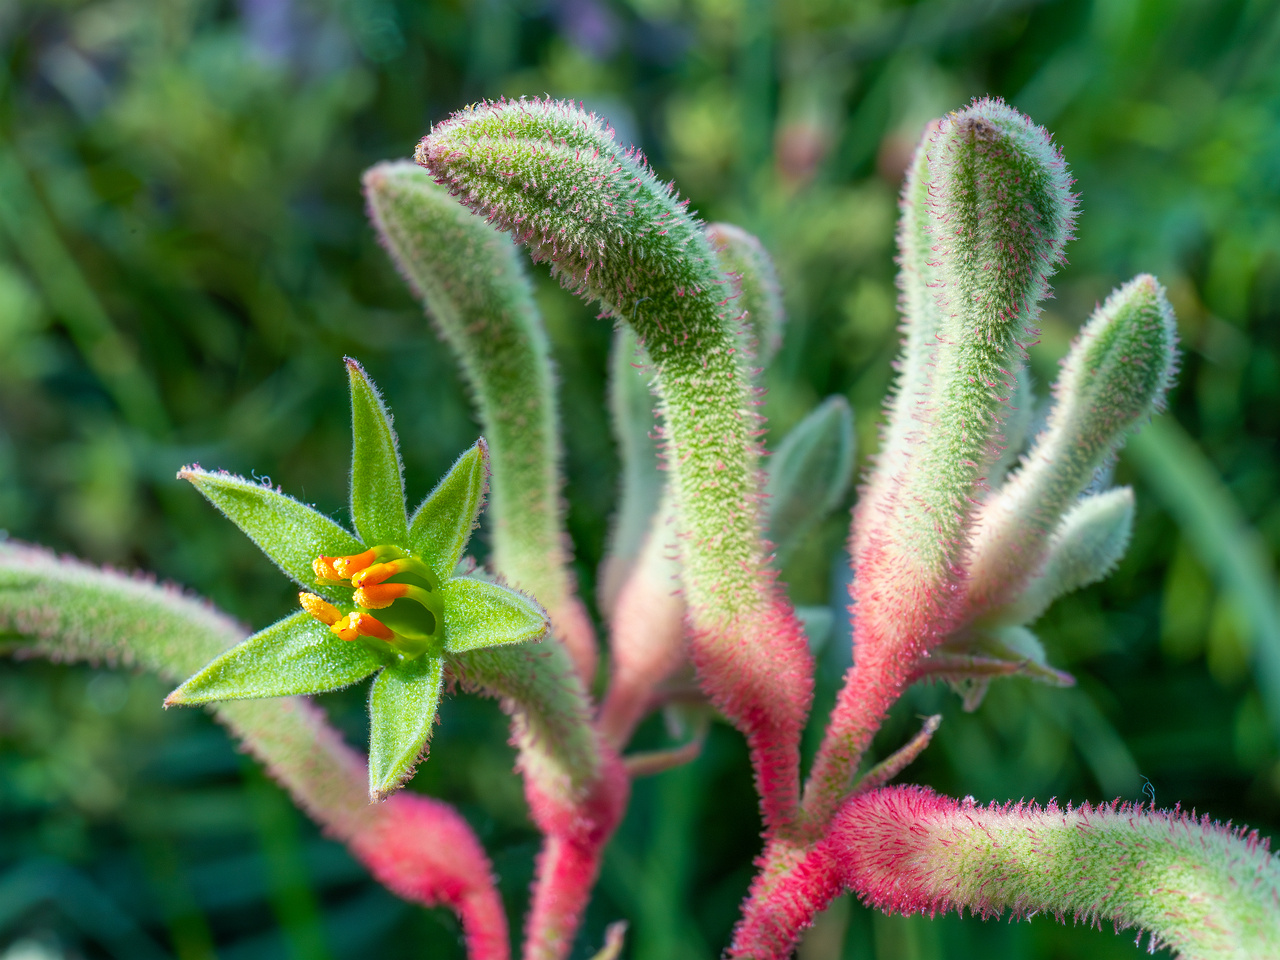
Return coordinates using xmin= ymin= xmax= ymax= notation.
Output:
xmin=1 ymin=0 xmax=1278 ymax=957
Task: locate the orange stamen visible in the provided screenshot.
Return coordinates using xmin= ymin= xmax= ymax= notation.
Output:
xmin=355 ymin=582 xmax=409 ymax=609
xmin=329 ymin=611 xmax=393 ymax=642
xmin=330 ymin=613 xmax=361 ymax=642
xmin=334 ymin=548 xmax=378 ymax=578
xmin=351 ymin=558 xmax=415 ymax=587
xmin=298 ymin=592 xmax=341 ymax=626
xmin=352 ymin=612 xmax=394 ymax=641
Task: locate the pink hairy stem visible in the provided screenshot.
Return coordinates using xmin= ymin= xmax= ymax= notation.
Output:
xmin=336 ymin=774 xmax=510 ymax=960
xmin=522 ymin=748 xmax=630 ymax=960
xmin=598 ymin=520 xmax=687 ymax=749
xmin=416 ymin=99 xmax=816 ymax=838
xmin=734 ymin=785 xmax=1280 ymax=960
xmin=223 ymin=701 xmax=511 ymax=960
xmin=799 ymin=537 xmax=955 ymax=831
xmin=688 ymin=595 xmax=814 ymax=838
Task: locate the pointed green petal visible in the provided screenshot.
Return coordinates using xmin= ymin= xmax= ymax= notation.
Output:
xmin=347 ymin=358 xmax=409 ymax=547
xmin=165 ymin=612 xmax=386 ymax=705
xmin=179 ymin=467 xmax=363 ymax=602
xmin=442 ymin=577 xmax=549 ymax=653
xmin=368 ymin=655 xmax=444 ymax=799
xmin=408 ymin=440 xmax=489 ymax=577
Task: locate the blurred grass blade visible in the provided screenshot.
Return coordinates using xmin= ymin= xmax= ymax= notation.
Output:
xmin=1125 ymin=415 xmax=1280 ymax=743
xmin=0 ymin=145 xmax=169 ymax=435
xmin=244 ymin=764 xmax=335 ymax=960
xmin=0 ymin=859 xmax=172 ymax=960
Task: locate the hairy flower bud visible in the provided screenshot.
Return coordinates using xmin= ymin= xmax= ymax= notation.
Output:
xmin=965 ymin=275 xmax=1177 ymax=614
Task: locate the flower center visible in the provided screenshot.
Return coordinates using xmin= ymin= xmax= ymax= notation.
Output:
xmin=301 ymin=545 xmax=446 ymax=658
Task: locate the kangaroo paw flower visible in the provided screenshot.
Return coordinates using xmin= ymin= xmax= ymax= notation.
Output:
xmin=168 ymin=360 xmax=550 ymax=800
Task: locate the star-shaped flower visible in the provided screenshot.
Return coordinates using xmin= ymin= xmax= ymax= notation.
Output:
xmin=166 ymin=359 xmax=548 ymax=799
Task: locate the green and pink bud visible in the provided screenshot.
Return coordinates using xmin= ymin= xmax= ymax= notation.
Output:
xmin=734 ymin=785 xmax=1280 ymax=960
xmin=417 ymin=97 xmax=815 ymax=837
xmin=966 ymin=274 xmax=1178 ymax=616
xmin=805 ymin=99 xmax=1078 ymax=828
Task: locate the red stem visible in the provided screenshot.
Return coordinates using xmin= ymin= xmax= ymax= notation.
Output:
xmin=523 ymin=750 xmax=630 ymax=960
xmin=350 ymin=791 xmax=511 ymax=960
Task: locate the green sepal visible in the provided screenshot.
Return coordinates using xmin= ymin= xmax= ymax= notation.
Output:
xmin=347 ymin=358 xmax=409 ymax=547
xmin=766 ymin=396 xmax=855 ymax=561
xmin=921 ymin=625 xmax=1074 ymax=712
xmin=165 ymin=611 xmax=387 ymax=705
xmin=409 ymin=440 xmax=489 ymax=579
xmin=178 ymin=467 xmax=363 ymax=603
xmin=442 ymin=576 xmax=549 ymax=653
xmin=368 ymin=655 xmax=444 ymax=800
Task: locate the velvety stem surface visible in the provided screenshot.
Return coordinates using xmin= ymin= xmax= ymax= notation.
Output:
xmin=364 ymin=160 xmax=597 ymax=687
xmin=417 ymin=98 xmax=814 ymax=839
xmin=803 ymin=99 xmax=1077 ymax=829
xmin=734 ymin=785 xmax=1280 ymax=960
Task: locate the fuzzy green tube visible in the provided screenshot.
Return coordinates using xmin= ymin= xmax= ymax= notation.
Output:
xmin=965 ymin=274 xmax=1177 ymax=615
xmin=363 ymin=161 xmax=598 ymax=689
xmin=803 ymin=99 xmax=1078 ymax=829
xmin=417 ymin=98 xmax=814 ymax=837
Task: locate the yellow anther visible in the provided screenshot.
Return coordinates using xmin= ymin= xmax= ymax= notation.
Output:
xmin=298 ymin=592 xmax=341 ymax=626
xmin=312 ymin=556 xmax=343 ymax=583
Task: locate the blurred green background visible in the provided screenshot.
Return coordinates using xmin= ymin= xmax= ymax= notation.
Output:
xmin=1 ymin=0 xmax=1279 ymax=957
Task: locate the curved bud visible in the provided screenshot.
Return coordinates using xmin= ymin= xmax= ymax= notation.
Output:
xmin=418 ymin=98 xmax=814 ymax=838
xmin=706 ymin=222 xmax=787 ymax=366
xmin=733 ymin=785 xmax=1280 ymax=960
xmin=363 ymin=160 xmax=597 ymax=688
xmin=965 ymin=275 xmax=1177 ymax=614
xmin=765 ymin=396 xmax=855 ymax=563
xmin=807 ymin=99 xmax=1078 ymax=829
xmin=992 ymin=486 xmax=1136 ymax=626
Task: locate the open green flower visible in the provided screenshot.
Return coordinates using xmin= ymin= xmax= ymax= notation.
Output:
xmin=165 ymin=358 xmax=549 ymax=799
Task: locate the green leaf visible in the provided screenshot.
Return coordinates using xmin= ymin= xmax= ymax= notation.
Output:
xmin=165 ymin=612 xmax=386 ymax=705
xmin=765 ymin=396 xmax=855 ymax=561
xmin=409 ymin=440 xmax=489 ymax=577
xmin=179 ymin=467 xmax=363 ymax=602
xmin=347 ymin=358 xmax=409 ymax=547
xmin=443 ymin=577 xmax=549 ymax=653
xmin=368 ymin=655 xmax=444 ymax=799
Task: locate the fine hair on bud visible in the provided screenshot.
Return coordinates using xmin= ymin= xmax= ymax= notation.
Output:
xmin=965 ymin=274 xmax=1177 ymax=615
